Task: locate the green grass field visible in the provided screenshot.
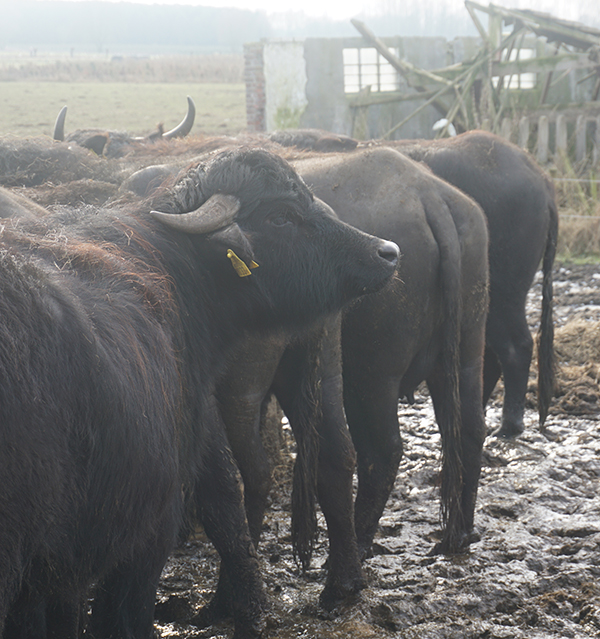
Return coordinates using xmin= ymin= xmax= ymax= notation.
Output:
xmin=1 ymin=81 xmax=247 ymax=138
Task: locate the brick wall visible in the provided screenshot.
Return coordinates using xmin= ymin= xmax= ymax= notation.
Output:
xmin=243 ymin=42 xmax=266 ymax=132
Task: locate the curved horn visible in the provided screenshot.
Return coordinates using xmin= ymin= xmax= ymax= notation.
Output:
xmin=53 ymin=105 xmax=68 ymax=141
xmin=162 ymin=96 xmax=195 ymax=139
xmin=150 ymin=193 xmax=240 ymax=234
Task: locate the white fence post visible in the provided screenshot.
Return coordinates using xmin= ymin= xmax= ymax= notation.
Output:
xmin=518 ymin=116 xmax=530 ymax=149
xmin=576 ymin=114 xmax=586 ymax=162
xmin=556 ymin=114 xmax=568 ymax=158
xmin=537 ymin=115 xmax=549 ymax=164
xmin=500 ymin=117 xmax=512 ymax=142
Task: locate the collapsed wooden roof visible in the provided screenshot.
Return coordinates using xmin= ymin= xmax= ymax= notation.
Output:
xmin=351 ymin=2 xmax=600 ymax=140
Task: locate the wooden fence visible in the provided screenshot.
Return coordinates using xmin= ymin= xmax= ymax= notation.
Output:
xmin=486 ymin=113 xmax=600 ymax=166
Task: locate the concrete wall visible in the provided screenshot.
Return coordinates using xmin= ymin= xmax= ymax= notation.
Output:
xmin=263 ymin=41 xmax=308 ymax=131
xmin=244 ymin=42 xmax=266 ymax=132
xmin=244 ymin=36 xmax=479 ymax=139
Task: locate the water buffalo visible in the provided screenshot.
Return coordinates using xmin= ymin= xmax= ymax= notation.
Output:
xmin=216 ymin=146 xmax=489 ymax=588
xmin=385 ymin=131 xmax=557 ymax=438
xmin=53 ymin=96 xmax=196 ymax=157
xmin=0 ymin=147 xmax=398 ymax=639
xmin=122 ymin=142 xmax=489 ymax=560
xmin=296 ymin=148 xmax=489 ymax=556
xmin=0 ymin=186 xmax=49 ymax=220
xmin=271 ymin=128 xmax=557 ymax=438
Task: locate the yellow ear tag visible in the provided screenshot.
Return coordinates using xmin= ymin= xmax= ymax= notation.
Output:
xmin=227 ymin=249 xmax=259 ymax=278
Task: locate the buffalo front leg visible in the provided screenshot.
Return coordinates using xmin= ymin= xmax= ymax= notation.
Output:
xmin=315 ymin=371 xmax=366 ymax=608
xmin=217 ymin=335 xmax=286 ymax=548
xmin=274 ymin=318 xmax=365 ymax=609
xmin=191 ymin=405 xmax=267 ymax=639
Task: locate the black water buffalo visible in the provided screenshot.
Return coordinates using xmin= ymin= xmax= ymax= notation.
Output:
xmin=215 ymin=146 xmax=488 ymax=586
xmin=385 ymin=131 xmax=557 ymax=438
xmin=272 ymin=128 xmax=557 ymax=438
xmin=0 ymin=186 xmax=49 ymax=219
xmin=296 ymin=148 xmax=489 ymax=555
xmin=122 ymin=143 xmax=489 ymax=561
xmin=0 ymin=147 xmax=398 ymax=638
xmin=53 ymin=96 xmax=196 ymax=157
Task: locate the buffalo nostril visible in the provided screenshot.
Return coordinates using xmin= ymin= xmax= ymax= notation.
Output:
xmin=378 ymin=240 xmax=400 ymax=265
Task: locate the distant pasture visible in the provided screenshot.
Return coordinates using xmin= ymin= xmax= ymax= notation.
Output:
xmin=0 ymin=54 xmax=246 ymax=138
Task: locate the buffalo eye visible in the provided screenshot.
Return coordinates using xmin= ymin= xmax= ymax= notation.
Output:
xmin=268 ymin=213 xmax=294 ymax=228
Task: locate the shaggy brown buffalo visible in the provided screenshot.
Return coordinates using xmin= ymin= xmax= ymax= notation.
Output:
xmin=0 ymin=147 xmax=398 ymax=639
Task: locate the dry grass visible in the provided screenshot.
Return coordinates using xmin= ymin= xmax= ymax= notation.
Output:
xmin=526 ymin=319 xmax=600 ymax=417
xmin=554 ymin=162 xmax=600 ymax=260
xmin=0 ymin=54 xmax=244 ymax=84
xmin=553 ymin=320 xmax=600 ymax=415
xmin=558 ymin=215 xmax=600 ymax=258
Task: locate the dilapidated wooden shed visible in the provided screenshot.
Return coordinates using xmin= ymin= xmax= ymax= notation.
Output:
xmin=244 ymin=2 xmax=600 ymax=165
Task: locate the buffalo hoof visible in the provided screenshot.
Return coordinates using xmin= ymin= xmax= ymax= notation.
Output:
xmin=190 ymin=603 xmax=266 ymax=639
xmin=319 ymin=573 xmax=366 ymax=611
xmin=492 ymin=421 xmax=524 ymax=439
xmin=429 ymin=528 xmax=481 ymax=556
xmin=189 ymin=599 xmax=231 ymax=629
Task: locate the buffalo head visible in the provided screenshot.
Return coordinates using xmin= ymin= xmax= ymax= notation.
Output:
xmin=53 ymin=96 xmax=195 ymax=157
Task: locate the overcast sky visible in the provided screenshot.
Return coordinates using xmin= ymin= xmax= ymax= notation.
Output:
xmin=8 ymin=0 xmax=600 ymax=28
xmin=23 ymin=0 xmax=598 ymax=23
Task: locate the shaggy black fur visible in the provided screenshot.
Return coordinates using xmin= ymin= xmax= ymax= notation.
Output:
xmin=0 ymin=147 xmax=398 ymax=639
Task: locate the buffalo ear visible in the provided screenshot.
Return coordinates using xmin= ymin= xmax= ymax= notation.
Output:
xmin=81 ymin=134 xmax=109 ymax=156
xmin=208 ymin=223 xmax=256 ymax=268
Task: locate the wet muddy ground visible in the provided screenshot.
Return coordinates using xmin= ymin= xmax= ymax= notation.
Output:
xmin=155 ymin=262 xmax=600 ymax=639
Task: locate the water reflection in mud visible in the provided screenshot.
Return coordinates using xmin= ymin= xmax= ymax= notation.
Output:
xmin=156 ymin=264 xmax=600 ymax=638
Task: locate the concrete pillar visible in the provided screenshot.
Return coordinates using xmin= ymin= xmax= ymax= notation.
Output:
xmin=244 ymin=43 xmax=266 ymax=132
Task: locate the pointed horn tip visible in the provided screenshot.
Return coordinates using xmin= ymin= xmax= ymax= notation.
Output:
xmin=162 ymin=96 xmax=196 ymax=140
xmin=53 ymin=105 xmax=68 ymax=141
xmin=150 ymin=193 xmax=241 ymax=234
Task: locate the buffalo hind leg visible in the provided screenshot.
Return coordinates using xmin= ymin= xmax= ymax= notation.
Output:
xmin=428 ymin=360 xmax=486 ymax=554
xmin=5 ymin=590 xmax=80 ymax=639
xmin=190 ymin=406 xmax=267 ymax=639
xmin=87 ymin=510 xmax=178 ymax=639
xmin=487 ymin=310 xmax=533 ymax=438
xmin=344 ymin=375 xmax=403 ymax=561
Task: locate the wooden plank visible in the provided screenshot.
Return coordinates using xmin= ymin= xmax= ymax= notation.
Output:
xmin=500 ymin=117 xmax=513 ymax=141
xmin=348 ymin=89 xmax=440 ymax=108
xmin=350 ymin=19 xmax=452 ymax=88
xmin=491 ymin=53 xmax=597 ymax=77
xmin=594 ymin=116 xmax=600 ymax=166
